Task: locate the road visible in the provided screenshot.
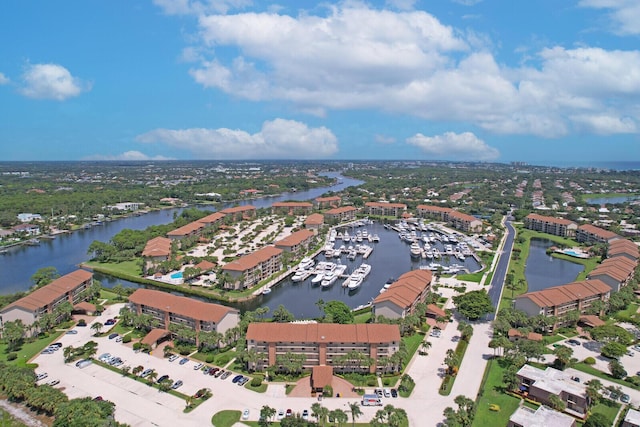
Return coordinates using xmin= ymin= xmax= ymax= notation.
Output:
xmin=487 ymin=220 xmax=515 ymax=319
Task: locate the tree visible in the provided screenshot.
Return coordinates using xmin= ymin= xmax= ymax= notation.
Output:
xmin=31 ymin=267 xmax=60 ymax=289
xmin=260 ymin=405 xmax=276 ymax=424
xmin=547 ymin=394 xmax=566 ymax=411
xmin=443 ymin=395 xmax=476 ymax=427
xmin=608 ymin=359 xmax=627 ymax=379
xmin=3 ymin=320 xmax=25 ymax=351
xmin=330 ymin=409 xmax=348 ymax=426
xmin=591 ymin=324 xmax=634 ymax=345
xmin=585 ymin=379 xmax=602 ymax=409
xmin=91 ymin=322 xmax=103 ymax=336
xmin=112 ymin=283 xmax=126 ymax=301
xmin=601 ymin=341 xmax=627 ymax=359
xmin=272 ymin=304 xmax=295 ymax=323
xmin=348 ymin=402 xmax=362 ymax=427
xmin=457 ymin=321 xmax=473 ymax=342
xmin=444 ymin=349 xmax=460 ymax=375
xmin=502 ymin=365 xmax=520 ymax=392
xmin=322 ymin=300 xmax=354 ymax=324
xmin=452 ymin=290 xmax=494 ymax=320
xmin=584 ymin=413 xmax=611 ymax=427
xmin=420 ymin=340 xmax=432 ymax=355
xmin=553 ymin=345 xmax=573 ymax=370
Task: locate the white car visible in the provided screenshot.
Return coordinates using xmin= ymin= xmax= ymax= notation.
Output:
xmin=36 ymin=373 xmax=48 ymax=381
xmin=277 ymin=410 xmax=285 ymax=420
xmin=168 ymin=355 xmax=179 ymax=362
xmin=193 ymin=363 xmax=204 ymax=370
xmin=242 ymin=409 xmax=250 ymax=420
xmin=47 ymin=379 xmax=60 ymax=386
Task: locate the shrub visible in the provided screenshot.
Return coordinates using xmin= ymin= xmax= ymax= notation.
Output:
xmin=383 ymin=378 xmax=391 ymax=386
xmin=6 ymin=353 xmax=17 ymax=361
xmin=205 ymin=355 xmax=215 ymax=363
xmin=323 ymin=385 xmax=333 ymax=397
xmin=217 ymin=355 xmax=230 ymax=365
xmin=122 ymin=335 xmax=132 ymax=343
xmin=77 ymin=319 xmax=86 ymax=326
xmin=367 ymin=378 xmax=377 ymax=387
xmin=133 ymin=342 xmax=142 ymax=351
xmin=583 ymin=357 xmax=596 ymax=365
xmin=250 ymin=377 xmax=262 ymax=387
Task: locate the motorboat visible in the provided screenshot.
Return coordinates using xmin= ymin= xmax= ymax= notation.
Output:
xmin=321 ymin=271 xmax=338 ymax=287
xmin=410 ymin=242 xmax=422 ymax=259
xmin=347 ymin=273 xmax=363 ymax=290
xmin=299 ymin=257 xmax=314 ymax=270
xmin=261 ymin=288 xmax=272 ymax=295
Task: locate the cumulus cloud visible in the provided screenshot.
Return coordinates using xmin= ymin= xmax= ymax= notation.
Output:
xmin=179 ymin=3 xmax=640 ymax=138
xmin=20 ymin=64 xmax=90 ymax=100
xmin=579 ymin=0 xmax=640 ymax=35
xmin=85 ymin=151 xmax=174 ymax=161
xmin=136 ymin=119 xmax=338 ymax=159
xmin=0 ymin=72 xmax=9 ymax=85
xmin=406 ymin=131 xmax=500 ymax=161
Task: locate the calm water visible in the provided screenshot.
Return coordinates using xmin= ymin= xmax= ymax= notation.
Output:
xmin=0 ymin=172 xmax=362 ymax=293
xmin=236 ymin=223 xmax=482 ymax=318
xmin=524 ymin=238 xmax=584 ymax=292
xmin=587 ymin=195 xmax=640 ymax=205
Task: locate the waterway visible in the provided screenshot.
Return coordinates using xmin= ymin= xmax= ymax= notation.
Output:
xmin=236 ymin=222 xmax=482 ymax=318
xmin=524 ymin=238 xmax=584 ymax=293
xmin=0 ymin=172 xmax=362 ymax=294
xmin=586 ymin=195 xmax=640 ymax=205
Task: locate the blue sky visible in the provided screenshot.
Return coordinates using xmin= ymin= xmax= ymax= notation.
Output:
xmin=1 ymin=0 xmax=639 ymax=164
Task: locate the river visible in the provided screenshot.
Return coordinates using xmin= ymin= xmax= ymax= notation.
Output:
xmin=524 ymin=238 xmax=584 ymax=292
xmin=0 ymin=172 xmax=362 ymax=293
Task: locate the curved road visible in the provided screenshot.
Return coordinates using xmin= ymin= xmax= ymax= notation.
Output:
xmin=487 ymin=220 xmax=516 ymax=319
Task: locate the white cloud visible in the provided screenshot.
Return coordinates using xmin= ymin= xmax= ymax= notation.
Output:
xmin=406 ymin=131 xmax=500 ymax=161
xmin=20 ymin=64 xmax=89 ymax=100
xmin=579 ymin=0 xmax=640 ymax=35
xmin=0 ymin=72 xmax=9 ymax=85
xmin=452 ymin=0 xmax=483 ymax=5
xmin=385 ymin=0 xmax=417 ymax=11
xmin=85 ymin=151 xmax=174 ymax=161
xmin=153 ymin=0 xmax=251 ymax=15
xmin=182 ymin=4 xmax=640 ymax=137
xmin=570 ymin=114 xmax=637 ymax=134
xmin=375 ymin=134 xmax=397 ymax=144
xmin=136 ymin=118 xmax=338 ymax=159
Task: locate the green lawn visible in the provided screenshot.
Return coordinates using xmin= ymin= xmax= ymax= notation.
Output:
xmin=588 ymin=400 xmax=620 ymax=427
xmin=0 ymin=329 xmax=66 ymax=365
xmin=402 ymin=332 xmax=425 ymax=367
xmin=573 ymin=363 xmax=640 ymax=391
xmin=211 ymin=410 xmax=241 ymax=427
xmin=457 ymin=269 xmax=486 ymax=283
xmin=85 ymin=260 xmax=141 ymax=277
xmin=0 ymin=408 xmax=28 ymax=427
xmin=354 ymin=310 xmax=372 ymax=324
xmin=472 ymin=359 xmax=521 ymax=427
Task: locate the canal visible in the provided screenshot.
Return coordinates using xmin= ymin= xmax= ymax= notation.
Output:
xmin=0 ymin=172 xmax=362 ymax=293
xmin=524 ymin=238 xmax=584 ymax=293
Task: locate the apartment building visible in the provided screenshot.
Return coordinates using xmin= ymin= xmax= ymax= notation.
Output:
xmin=275 ymin=229 xmax=316 ymax=256
xmin=128 ymin=289 xmax=239 ymax=346
xmin=304 ymin=213 xmax=324 ymax=233
xmin=315 ymin=196 xmax=341 ymax=209
xmin=608 ymin=239 xmax=639 ymax=263
xmin=141 ymin=236 xmax=172 ymax=271
xmin=587 ymin=257 xmax=637 ymax=292
xmin=508 ymin=404 xmax=577 ymax=427
xmin=364 ymin=202 xmax=407 ymax=218
xmin=416 ymin=205 xmax=483 ymax=233
xmin=372 ymin=270 xmax=432 ymax=320
xmin=623 ymin=409 xmax=640 ymax=427
xmin=524 ymin=213 xmax=577 ymax=238
xmin=575 ymin=224 xmax=619 ymax=244
xmin=516 ymin=364 xmax=588 ymax=418
xmin=0 ymin=269 xmax=93 ymax=334
xmin=514 ymin=280 xmax=611 ymax=330
xmin=219 ymin=205 xmax=256 ymax=222
xmin=271 ymin=202 xmax=314 ymax=216
xmin=246 ymin=322 xmax=401 ymax=374
xmin=221 ymin=246 xmax=283 ymax=290
xmin=323 ymin=206 xmax=358 ymax=224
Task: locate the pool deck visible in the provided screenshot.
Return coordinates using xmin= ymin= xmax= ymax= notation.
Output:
xmin=555 ymin=247 xmax=590 ymax=259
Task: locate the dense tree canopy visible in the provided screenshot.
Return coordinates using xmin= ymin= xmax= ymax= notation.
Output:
xmin=453 ymin=290 xmax=494 ymax=320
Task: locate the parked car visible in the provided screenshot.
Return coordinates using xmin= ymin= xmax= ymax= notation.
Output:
xmin=171 ymin=380 xmax=183 ymax=390
xmin=221 ymin=371 xmax=232 ymax=380
xmin=41 ymin=348 xmax=55 ymax=355
xmin=242 ymin=409 xmax=250 ymax=420
xmin=209 ymin=367 xmax=220 ymax=376
xmin=302 ymin=409 xmax=309 ymax=420
xmin=157 ymin=375 xmax=169 ymax=384
xmin=115 ymin=336 xmax=123 ymax=343
xmin=75 ymin=359 xmax=92 ymax=368
xmin=567 ymin=339 xmax=580 ymax=346
xmin=277 ymin=409 xmax=285 ymax=420
xmin=232 ymin=375 xmax=244 ymax=383
xmin=140 ymin=369 xmax=154 ymax=378
xmin=108 ymin=333 xmax=119 ymax=340
xmin=627 ymin=350 xmax=634 ymax=357
xmin=429 ymin=329 xmax=441 ymax=338
xmin=391 ymin=388 xmax=398 ymax=398
xmin=36 ymin=373 xmax=48 ymax=381
xmin=622 ymin=394 xmax=631 ymax=403
xmin=168 ymin=355 xmax=179 ymax=362
xmin=47 ymin=379 xmax=60 ymax=386
xmin=49 ymin=342 xmax=63 ymax=348
xmin=93 ymin=396 xmax=103 ymax=401
xmin=179 ymin=358 xmax=189 ymax=365
xmin=374 ymin=388 xmax=383 ymax=397
xmin=65 ymin=330 xmax=78 ymax=335
xmin=105 ymin=319 xmax=116 ymax=326
xmin=98 ymin=353 xmax=111 ymax=362
xmin=193 ymin=363 xmax=204 ymax=370
xmin=238 ymin=377 xmax=250 ymax=386
xmin=286 ymin=409 xmax=292 ymax=417
xmin=383 ymin=388 xmax=391 ymax=398
xmin=214 ymin=369 xmax=225 ymax=378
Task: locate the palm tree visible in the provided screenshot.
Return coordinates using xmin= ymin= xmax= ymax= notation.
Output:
xmin=132 ymin=365 xmax=144 ymax=376
xmin=260 ymin=405 xmax=276 ymax=422
xmin=420 ymin=340 xmax=432 ymax=355
xmin=147 ymin=371 xmax=158 ymax=384
xmin=63 ymin=345 xmax=75 ymax=363
xmin=91 ymin=321 xmax=103 ymax=336
xmin=331 ymin=409 xmax=349 ymax=426
xmin=444 ymin=349 xmax=460 ymax=375
xmin=348 ymin=402 xmax=362 ymax=427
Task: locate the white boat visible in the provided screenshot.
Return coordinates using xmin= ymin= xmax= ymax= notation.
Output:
xmin=343 ymin=231 xmax=350 ymax=242
xmin=261 ymin=288 xmax=272 ymax=295
xmin=347 ymin=273 xmax=363 ymax=290
xmin=291 ymin=270 xmax=311 ymax=282
xmin=356 ymin=263 xmax=372 ymax=279
xmin=299 ymin=257 xmax=314 ymax=270
xmin=372 ymin=234 xmax=380 ymax=242
xmin=432 ymin=248 xmax=441 ymax=258
xmin=321 ymin=272 xmax=339 ymax=287
xmin=311 ymin=272 xmax=325 ymax=284
xmin=410 ymin=242 xmax=422 ymax=259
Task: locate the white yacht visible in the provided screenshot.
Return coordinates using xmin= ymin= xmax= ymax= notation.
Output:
xmin=321 ymin=271 xmax=338 ymax=287
xmin=410 ymin=242 xmax=422 ymax=259
xmin=347 ymin=273 xmax=363 ymax=290
xmin=299 ymin=257 xmax=314 ymax=270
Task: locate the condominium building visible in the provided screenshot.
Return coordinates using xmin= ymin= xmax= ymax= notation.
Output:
xmin=0 ymin=269 xmax=93 ymax=334
xmin=323 ymin=206 xmax=358 ymax=224
xmin=372 ymin=270 xmax=432 ymax=319
xmin=575 ymin=224 xmax=619 ymax=244
xmin=587 ymin=256 xmax=637 ymax=292
xmin=364 ymin=202 xmax=407 ymax=218
xmin=141 ymin=236 xmax=172 ymax=271
xmin=275 ymin=229 xmax=316 ymax=256
xmin=165 ymin=206 xmax=256 ymax=242
xmin=219 ymin=205 xmax=256 ymax=222
xmin=508 ymin=404 xmax=577 ymax=427
xmin=246 ymin=322 xmax=401 ymax=374
xmin=271 ymin=202 xmax=313 ymax=216
xmin=516 ymin=364 xmax=588 ymax=418
xmin=315 ymin=196 xmax=341 ymax=209
xmin=608 ymin=239 xmax=639 ymax=263
xmin=221 ymin=246 xmax=283 ymax=290
xmin=524 ymin=214 xmax=577 ymax=238
xmin=623 ymin=409 xmax=640 ymax=427
xmin=416 ymin=205 xmax=483 ymax=233
xmin=128 ymin=289 xmax=239 ymax=346
xmin=514 ymin=280 xmax=611 ymax=330
xmin=304 ymin=213 xmax=324 ymax=233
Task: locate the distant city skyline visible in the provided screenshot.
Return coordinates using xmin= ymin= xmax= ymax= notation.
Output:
xmin=1 ymin=1 xmax=639 ymax=163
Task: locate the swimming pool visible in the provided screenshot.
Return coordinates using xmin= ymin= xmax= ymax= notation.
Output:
xmin=170 ymin=272 xmax=183 ymax=279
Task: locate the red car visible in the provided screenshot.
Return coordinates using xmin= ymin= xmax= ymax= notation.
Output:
xmin=209 ymin=367 xmax=219 ymax=376
xmin=286 ymin=409 xmax=292 ymax=417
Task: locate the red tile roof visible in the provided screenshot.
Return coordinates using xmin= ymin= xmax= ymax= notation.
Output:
xmin=578 ymin=224 xmax=619 ymax=240
xmin=272 ymin=202 xmax=313 ymax=208
xmin=365 ymin=202 xmax=407 ymax=209
xmin=220 ymin=205 xmax=256 ymax=214
xmin=141 ymin=236 xmax=172 ymax=257
xmin=223 ymin=246 xmax=283 ymax=272
xmin=373 ymin=270 xmax=432 ymax=310
xmin=311 ymin=365 xmax=334 ymax=389
xmin=325 ymin=206 xmax=357 ymax=215
xmin=1 ymin=269 xmax=92 ymax=313
xmin=129 ymin=288 xmax=238 ymax=322
xmin=305 ymin=213 xmax=324 ymax=226
xmin=515 ymin=279 xmax=611 ymax=308
xmin=525 ymin=213 xmax=576 ymax=226
xmin=275 ymin=229 xmax=314 ymax=247
xmin=247 ymin=323 xmax=400 ymax=344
